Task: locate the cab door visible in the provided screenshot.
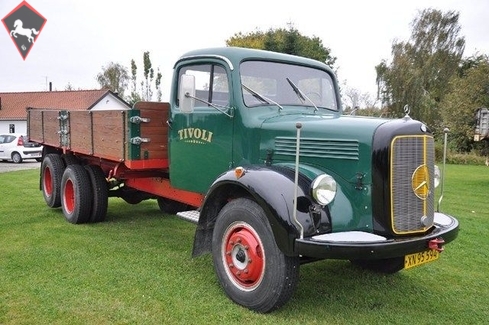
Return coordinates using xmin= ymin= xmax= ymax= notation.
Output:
xmin=169 ymin=63 xmax=233 ymax=194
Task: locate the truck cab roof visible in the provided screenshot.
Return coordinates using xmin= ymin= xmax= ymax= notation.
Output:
xmin=176 ymin=46 xmax=335 ymax=74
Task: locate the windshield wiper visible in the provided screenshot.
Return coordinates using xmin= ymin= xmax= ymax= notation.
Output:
xmin=242 ymin=84 xmax=283 ymax=110
xmin=184 ymin=93 xmax=234 ymax=118
xmin=286 ymin=77 xmax=318 ymax=112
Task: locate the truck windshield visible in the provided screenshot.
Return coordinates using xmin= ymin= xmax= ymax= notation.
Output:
xmin=240 ymin=60 xmax=337 ymax=111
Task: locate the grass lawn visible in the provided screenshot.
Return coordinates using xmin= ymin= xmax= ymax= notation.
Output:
xmin=1 ymin=165 xmax=488 ymax=324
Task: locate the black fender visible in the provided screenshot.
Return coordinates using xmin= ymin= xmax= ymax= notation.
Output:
xmin=192 ymin=165 xmax=329 ymax=257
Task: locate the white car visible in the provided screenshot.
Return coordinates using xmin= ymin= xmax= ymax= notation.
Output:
xmin=0 ymin=133 xmax=43 ymax=163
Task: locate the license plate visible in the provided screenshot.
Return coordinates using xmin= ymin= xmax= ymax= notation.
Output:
xmin=404 ymin=249 xmax=440 ymax=269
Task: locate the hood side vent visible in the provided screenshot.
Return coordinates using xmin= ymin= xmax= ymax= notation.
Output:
xmin=274 ymin=137 xmax=359 ymax=160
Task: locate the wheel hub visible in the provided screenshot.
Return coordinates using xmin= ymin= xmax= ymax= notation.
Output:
xmin=224 ymin=226 xmax=264 ymax=288
xmin=43 ymin=167 xmax=53 ymax=196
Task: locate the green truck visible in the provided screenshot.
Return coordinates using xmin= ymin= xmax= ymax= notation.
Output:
xmin=28 ymin=47 xmax=459 ymax=313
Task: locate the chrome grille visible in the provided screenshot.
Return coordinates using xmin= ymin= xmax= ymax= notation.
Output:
xmin=275 ymin=137 xmax=359 ymax=160
xmin=391 ymin=136 xmax=435 ymax=234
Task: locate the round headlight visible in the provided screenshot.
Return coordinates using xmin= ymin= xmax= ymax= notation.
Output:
xmin=311 ymin=174 xmax=337 ymax=205
xmin=434 ymin=165 xmax=441 ymax=188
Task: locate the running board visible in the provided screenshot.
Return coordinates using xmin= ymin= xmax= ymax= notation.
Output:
xmin=176 ymin=210 xmax=200 ymax=224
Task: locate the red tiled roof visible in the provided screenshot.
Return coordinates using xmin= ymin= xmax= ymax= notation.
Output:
xmin=0 ymin=89 xmax=112 ymax=120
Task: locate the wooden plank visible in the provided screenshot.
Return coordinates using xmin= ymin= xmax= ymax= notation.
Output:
xmin=43 ymin=111 xmax=62 ymax=146
xmin=133 ymin=101 xmax=169 ymax=111
xmin=135 ymin=102 xmax=169 ymax=160
xmin=69 ymin=111 xmax=92 ymax=153
xmin=27 ymin=109 xmax=43 ymax=143
xmin=27 ymin=105 xmax=170 ymax=165
xmin=92 ymin=110 xmax=126 ymax=161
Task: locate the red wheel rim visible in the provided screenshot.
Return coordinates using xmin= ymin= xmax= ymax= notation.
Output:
xmin=222 ymin=222 xmax=265 ymax=290
xmin=63 ymin=178 xmax=75 ymax=214
xmin=43 ymin=166 xmax=53 ymax=196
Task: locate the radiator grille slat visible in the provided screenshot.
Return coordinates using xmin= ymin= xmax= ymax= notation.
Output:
xmin=391 ymin=136 xmax=435 ymax=233
xmin=275 ymin=137 xmax=359 ymax=160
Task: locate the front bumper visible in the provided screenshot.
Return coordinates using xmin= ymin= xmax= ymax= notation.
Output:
xmin=295 ymin=213 xmax=459 ymax=260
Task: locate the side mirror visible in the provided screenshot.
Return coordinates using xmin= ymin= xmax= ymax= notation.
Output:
xmin=179 ymin=74 xmax=196 ymax=113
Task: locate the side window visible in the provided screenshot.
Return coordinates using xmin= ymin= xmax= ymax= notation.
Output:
xmin=178 ymin=64 xmax=229 ymax=108
xmin=4 ymin=135 xmax=15 ymax=143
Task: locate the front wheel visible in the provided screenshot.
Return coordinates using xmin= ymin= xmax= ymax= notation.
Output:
xmin=212 ymin=198 xmax=300 ymax=313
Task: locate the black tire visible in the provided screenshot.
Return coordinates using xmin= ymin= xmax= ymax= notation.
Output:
xmin=61 ymin=164 xmax=93 ymax=224
xmin=157 ymin=197 xmax=190 ymax=214
xmin=85 ymin=165 xmax=108 ymax=223
xmin=41 ymin=153 xmax=65 ymax=208
xmin=62 ymin=153 xmax=79 ymax=166
xmin=121 ymin=190 xmax=144 ymax=204
xmin=350 ymin=257 xmax=405 ymax=274
xmin=11 ymin=152 xmax=22 ymax=163
xmin=212 ymin=198 xmax=300 ymax=313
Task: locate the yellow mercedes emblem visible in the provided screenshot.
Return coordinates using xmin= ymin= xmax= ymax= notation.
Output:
xmin=412 ymin=165 xmax=430 ymax=200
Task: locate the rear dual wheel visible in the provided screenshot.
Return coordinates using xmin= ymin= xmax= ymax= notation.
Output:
xmin=61 ymin=165 xmax=93 ymax=224
xmin=41 ymin=154 xmax=108 ymax=223
xmin=84 ymin=165 xmax=108 ymax=223
xmin=41 ymin=153 xmax=65 ymax=208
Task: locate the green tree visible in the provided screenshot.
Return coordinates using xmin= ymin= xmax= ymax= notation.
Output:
xmin=98 ymin=52 xmax=163 ymax=107
xmin=376 ymin=9 xmax=465 ymax=132
xmin=155 ymin=67 xmax=163 ymax=101
xmin=95 ymin=62 xmax=129 ymax=97
xmin=226 ymin=23 xmax=336 ymax=68
xmin=142 ymin=51 xmax=154 ymax=101
xmin=127 ymin=59 xmax=142 ymax=105
xmin=441 ymin=55 xmax=489 ymax=153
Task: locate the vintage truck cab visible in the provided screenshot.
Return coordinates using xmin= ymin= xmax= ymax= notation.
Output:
xmin=170 ymin=47 xmax=459 ymax=312
xmin=29 ymin=47 xmax=459 ymax=313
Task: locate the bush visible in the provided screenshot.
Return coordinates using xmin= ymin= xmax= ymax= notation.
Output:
xmin=446 ymin=152 xmax=487 ymax=165
xmin=435 ymin=139 xmax=487 ymax=165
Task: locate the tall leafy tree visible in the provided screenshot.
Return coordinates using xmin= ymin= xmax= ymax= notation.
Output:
xmin=95 ymin=62 xmax=129 ymax=97
xmin=97 ymin=52 xmax=163 ymax=106
xmin=127 ymin=59 xmax=141 ymax=105
xmin=155 ymin=67 xmax=163 ymax=101
xmin=376 ymin=9 xmax=465 ymax=132
xmin=226 ymin=23 xmax=336 ymax=68
xmin=441 ymin=55 xmax=489 ymax=153
xmin=142 ymin=51 xmax=154 ymax=101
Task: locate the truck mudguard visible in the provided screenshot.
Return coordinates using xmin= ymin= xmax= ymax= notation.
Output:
xmin=193 ymin=164 xmax=334 ymax=257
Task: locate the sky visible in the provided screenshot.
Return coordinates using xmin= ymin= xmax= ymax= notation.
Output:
xmin=1 ymin=0 xmax=488 ymax=102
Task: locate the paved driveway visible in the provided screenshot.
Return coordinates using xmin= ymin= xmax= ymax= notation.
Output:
xmin=0 ymin=160 xmax=41 ymax=173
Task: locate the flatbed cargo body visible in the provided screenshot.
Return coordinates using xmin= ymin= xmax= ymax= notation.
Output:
xmin=28 ymin=101 xmax=170 ymax=170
